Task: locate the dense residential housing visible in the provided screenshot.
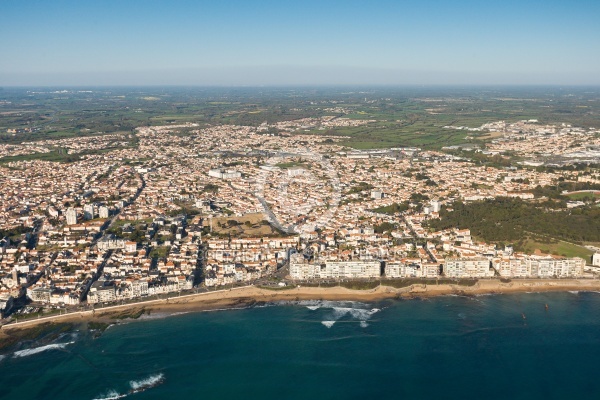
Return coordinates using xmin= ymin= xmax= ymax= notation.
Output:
xmin=0 ymin=116 xmax=597 ymax=318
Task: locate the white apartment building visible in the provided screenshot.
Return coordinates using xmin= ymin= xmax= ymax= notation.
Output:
xmin=290 ymin=255 xmax=380 ymax=280
xmin=83 ymin=204 xmax=95 ymax=220
xmin=99 ymin=206 xmax=110 ymax=219
xmin=66 ymin=207 xmax=77 ymax=225
xmin=29 ymin=287 xmax=52 ymax=303
xmin=495 ymin=256 xmax=585 ymax=278
xmin=208 ymin=168 xmax=241 ymax=179
xmin=130 ymin=280 xmax=149 ymax=297
xmin=371 ymin=190 xmax=383 ymax=199
xmin=125 ymin=241 xmax=137 ymax=253
xmin=287 ymin=167 xmax=305 ymax=177
xmin=97 ymin=235 xmax=126 ymax=251
xmin=87 ymin=282 xmax=117 ymax=304
xmin=496 ymin=258 xmax=530 ymax=278
xmin=385 ymin=261 xmax=439 ymax=278
xmin=385 ymin=262 xmax=420 ymax=278
xmin=443 ymin=257 xmax=492 ymax=278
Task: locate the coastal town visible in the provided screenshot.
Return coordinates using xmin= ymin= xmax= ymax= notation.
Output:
xmin=1 ymin=115 xmax=599 ymax=322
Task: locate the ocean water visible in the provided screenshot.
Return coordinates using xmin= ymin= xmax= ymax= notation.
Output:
xmin=1 ymin=292 xmax=600 ymax=399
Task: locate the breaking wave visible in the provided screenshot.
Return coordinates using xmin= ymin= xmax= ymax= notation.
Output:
xmin=93 ymin=373 xmax=165 ymax=400
xmin=130 ymin=373 xmax=165 ymax=393
xmin=13 ymin=342 xmax=74 ymax=358
xmin=305 ymin=301 xmax=381 ymax=329
xmin=277 ymin=300 xmax=381 ymax=328
xmin=92 ymin=390 xmax=127 ymax=400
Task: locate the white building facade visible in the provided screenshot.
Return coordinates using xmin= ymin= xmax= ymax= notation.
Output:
xmin=495 ymin=256 xmax=585 ymax=278
xmin=443 ymin=257 xmax=493 ymax=278
xmin=290 ymin=256 xmax=380 ymax=280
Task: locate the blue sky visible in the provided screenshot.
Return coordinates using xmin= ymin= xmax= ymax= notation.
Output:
xmin=1 ymin=0 xmax=599 ymax=86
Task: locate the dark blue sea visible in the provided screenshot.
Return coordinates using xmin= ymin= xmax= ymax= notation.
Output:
xmin=2 ymin=292 xmax=600 ymax=399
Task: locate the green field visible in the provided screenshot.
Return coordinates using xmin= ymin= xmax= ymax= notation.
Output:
xmin=0 ymin=149 xmax=81 ymax=163
xmin=3 ymin=87 xmax=599 ymax=150
xmin=520 ymin=237 xmax=593 ymax=259
xmin=566 ymin=191 xmax=600 ymax=201
xmin=275 ymin=161 xmax=306 ymax=169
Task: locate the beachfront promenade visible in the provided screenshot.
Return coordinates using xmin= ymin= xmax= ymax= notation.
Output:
xmin=4 ymin=278 xmax=600 ymax=331
xmin=2 ymin=285 xmax=256 ymax=329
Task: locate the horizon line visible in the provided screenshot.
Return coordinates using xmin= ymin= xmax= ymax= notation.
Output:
xmin=2 ymin=83 xmax=600 ymax=89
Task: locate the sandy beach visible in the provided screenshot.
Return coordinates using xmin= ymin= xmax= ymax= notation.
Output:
xmin=2 ymin=278 xmax=600 ymax=336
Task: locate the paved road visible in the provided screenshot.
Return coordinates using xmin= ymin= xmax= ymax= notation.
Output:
xmin=83 ymin=172 xmax=147 ymax=301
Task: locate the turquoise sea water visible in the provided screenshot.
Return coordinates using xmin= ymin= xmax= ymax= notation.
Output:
xmin=1 ymin=292 xmax=600 ymax=400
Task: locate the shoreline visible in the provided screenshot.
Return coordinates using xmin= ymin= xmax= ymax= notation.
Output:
xmin=2 ymin=278 xmax=600 ymax=334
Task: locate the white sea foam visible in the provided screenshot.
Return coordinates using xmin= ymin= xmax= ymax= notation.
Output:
xmin=92 ymin=373 xmax=164 ymax=399
xmin=0 ymin=355 xmax=5 ymax=362
xmin=319 ymin=306 xmax=380 ymax=328
xmin=350 ymin=307 xmax=380 ymax=320
xmin=13 ymin=341 xmax=74 ymax=358
xmin=569 ymin=291 xmax=580 ymax=295
xmin=331 ymin=307 xmax=351 ymax=319
xmin=130 ymin=373 xmax=165 ymax=392
xmin=93 ymin=390 xmax=127 ymax=400
xmin=296 ymin=300 xmax=369 ymax=309
xmin=306 ymin=306 xmax=320 ymax=311
xmin=321 ymin=321 xmax=335 ymax=328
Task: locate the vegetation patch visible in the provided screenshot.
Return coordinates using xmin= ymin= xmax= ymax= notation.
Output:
xmin=258 ymin=285 xmax=295 ymax=291
xmin=340 ymin=281 xmax=380 ymax=290
xmin=87 ymin=321 xmax=110 ymax=331
xmin=426 ymin=197 xmax=600 ymax=250
xmin=371 ymin=202 xmax=410 ymax=215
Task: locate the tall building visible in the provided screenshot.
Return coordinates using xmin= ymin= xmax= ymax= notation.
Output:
xmin=99 ymin=206 xmax=110 ymax=219
xmin=65 ymin=207 xmax=77 ymax=225
xmin=83 ymin=204 xmax=94 ymax=220
xmin=371 ymin=190 xmax=383 ymax=199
